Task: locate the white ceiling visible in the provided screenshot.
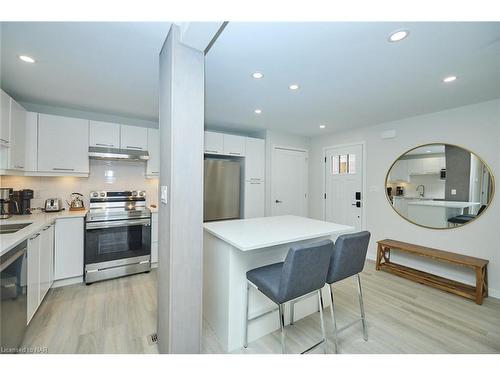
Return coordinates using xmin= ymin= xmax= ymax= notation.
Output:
xmin=205 ymin=22 xmax=500 ymax=136
xmin=1 ymin=22 xmax=499 ymax=135
xmin=1 ymin=22 xmax=171 ymax=122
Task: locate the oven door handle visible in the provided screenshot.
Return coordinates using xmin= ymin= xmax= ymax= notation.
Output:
xmin=86 ymin=218 xmax=151 ymax=230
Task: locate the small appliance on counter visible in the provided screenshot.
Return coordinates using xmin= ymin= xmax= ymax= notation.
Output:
xmin=67 ymin=192 xmax=85 ymax=211
xmin=11 ymin=189 xmax=34 ymax=215
xmin=0 ymin=187 xmax=13 ymax=219
xmin=395 ymin=186 xmax=404 ymax=196
xmin=45 ymin=198 xmax=64 ymax=212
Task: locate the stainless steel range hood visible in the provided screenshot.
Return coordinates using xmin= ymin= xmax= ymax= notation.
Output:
xmin=88 ymin=146 xmax=149 ymax=161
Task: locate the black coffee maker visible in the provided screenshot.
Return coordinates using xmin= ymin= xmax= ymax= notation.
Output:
xmin=11 ymin=189 xmax=34 ymax=215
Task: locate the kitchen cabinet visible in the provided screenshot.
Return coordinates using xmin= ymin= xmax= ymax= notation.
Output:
xmin=244 ymin=181 xmax=265 ymax=218
xmin=89 ymin=120 xmax=120 ymax=148
xmin=8 ymin=98 xmax=27 ymax=170
xmin=0 ymin=89 xmax=10 ymax=147
xmin=38 ymin=114 xmax=89 ymax=174
xmin=54 ymin=217 xmax=84 ymax=280
xmin=27 ymin=231 xmax=41 ymax=323
xmin=151 ymin=212 xmax=158 ymax=264
xmin=120 ymin=124 xmax=148 ymax=151
xmin=39 ymin=224 xmax=54 ymax=302
xmin=407 ymin=157 xmax=445 ymax=175
xmin=223 ymin=134 xmax=246 ymax=156
xmin=204 ymin=131 xmax=224 ymax=154
xmin=24 ymin=112 xmax=38 ymax=172
xmin=244 ymin=138 xmax=265 ymax=181
xmin=389 ymin=159 xmax=409 ymax=182
xmin=147 ymin=128 xmax=160 ymax=177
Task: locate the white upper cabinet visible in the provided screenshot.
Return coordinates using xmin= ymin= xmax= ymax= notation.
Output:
xmin=8 ymin=99 xmax=27 ymax=170
xmin=389 ymin=159 xmax=409 ymax=182
xmin=89 ymin=120 xmax=120 ymax=148
xmin=120 ymin=125 xmax=148 ymax=150
xmin=38 ymin=114 xmax=89 ymax=174
xmin=24 ymin=112 xmax=38 ymax=172
xmin=147 ymin=128 xmax=160 ymax=176
xmin=204 ymin=131 xmax=224 ymax=154
xmin=244 ymin=138 xmax=265 ymax=181
xmin=223 ymin=134 xmax=246 ymax=156
xmin=0 ymin=89 xmax=10 ymax=147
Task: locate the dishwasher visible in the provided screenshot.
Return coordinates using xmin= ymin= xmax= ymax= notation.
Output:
xmin=0 ymin=240 xmax=28 ymax=352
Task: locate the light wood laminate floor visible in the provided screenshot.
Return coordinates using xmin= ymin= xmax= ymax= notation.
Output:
xmin=22 ymin=262 xmax=500 ymax=354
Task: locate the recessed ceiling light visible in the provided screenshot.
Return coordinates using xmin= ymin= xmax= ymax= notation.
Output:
xmin=19 ymin=55 xmax=36 ymax=63
xmin=388 ymin=30 xmax=409 ymax=42
xmin=442 ymin=75 xmax=457 ymax=83
xmin=288 ymin=84 xmax=299 ymax=90
xmin=252 ymin=72 xmax=263 ymax=79
xmin=319 ymin=124 xmax=326 ymax=129
xmin=426 ymin=150 xmax=431 ymax=153
xmin=254 ymin=109 xmax=262 ymax=114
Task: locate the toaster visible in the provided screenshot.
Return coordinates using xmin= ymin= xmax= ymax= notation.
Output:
xmin=45 ymin=198 xmax=63 ymax=212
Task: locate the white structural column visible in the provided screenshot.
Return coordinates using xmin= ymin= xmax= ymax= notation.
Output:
xmin=157 ymin=24 xmax=205 ymax=353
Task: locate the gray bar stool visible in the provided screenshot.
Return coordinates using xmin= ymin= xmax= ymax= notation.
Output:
xmin=326 ymin=231 xmax=371 ymax=353
xmin=243 ymin=239 xmax=333 ymax=354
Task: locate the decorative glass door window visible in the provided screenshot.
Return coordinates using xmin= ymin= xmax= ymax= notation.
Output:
xmin=332 ymin=154 xmax=356 ymax=175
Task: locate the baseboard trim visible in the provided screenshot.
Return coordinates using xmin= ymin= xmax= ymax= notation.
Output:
xmin=52 ymin=276 xmax=83 ymax=288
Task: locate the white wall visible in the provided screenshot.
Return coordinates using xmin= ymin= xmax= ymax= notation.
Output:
xmin=262 ymin=130 xmax=311 ymax=216
xmin=0 ymin=159 xmax=159 ymax=208
xmin=309 ymin=99 xmax=500 ymax=297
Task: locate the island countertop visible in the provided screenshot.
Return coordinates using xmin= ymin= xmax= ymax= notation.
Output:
xmin=407 ymin=201 xmax=481 ymax=209
xmin=203 ymin=215 xmax=354 ymax=251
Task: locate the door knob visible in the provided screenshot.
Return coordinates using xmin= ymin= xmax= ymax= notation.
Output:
xmin=275 ymin=200 xmax=283 ymax=203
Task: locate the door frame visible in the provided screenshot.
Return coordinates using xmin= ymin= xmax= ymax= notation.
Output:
xmin=271 ymin=145 xmax=309 ymax=217
xmin=322 ymin=141 xmax=366 ymax=230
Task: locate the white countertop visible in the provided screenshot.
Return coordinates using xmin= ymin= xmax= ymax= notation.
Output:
xmin=203 ymin=215 xmax=354 ymax=251
xmin=0 ymin=210 xmax=87 ymax=256
xmin=393 ymin=196 xmax=439 ymax=200
xmin=407 ymin=201 xmax=481 ymax=209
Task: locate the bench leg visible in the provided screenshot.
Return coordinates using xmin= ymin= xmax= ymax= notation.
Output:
xmin=484 ymin=267 xmax=488 ymax=297
xmin=375 ymin=244 xmax=382 ymax=270
xmin=475 ymin=267 xmax=485 ymax=305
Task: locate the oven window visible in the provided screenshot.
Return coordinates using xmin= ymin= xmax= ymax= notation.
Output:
xmin=85 ymin=223 xmax=151 ymax=264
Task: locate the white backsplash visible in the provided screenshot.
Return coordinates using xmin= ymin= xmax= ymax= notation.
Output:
xmin=388 ymin=174 xmax=445 ymax=199
xmin=0 ymin=160 xmax=159 ymax=210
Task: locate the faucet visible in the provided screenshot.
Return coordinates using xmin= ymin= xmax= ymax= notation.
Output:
xmin=416 ymin=185 xmax=425 ymax=197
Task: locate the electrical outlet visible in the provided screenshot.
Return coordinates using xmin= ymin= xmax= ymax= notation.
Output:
xmin=451 ymin=189 xmax=457 ymax=195
xmin=34 ymin=190 xmax=41 ymax=199
xmin=161 ymin=186 xmax=168 ymax=205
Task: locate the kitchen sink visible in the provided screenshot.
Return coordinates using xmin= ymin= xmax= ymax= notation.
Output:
xmin=0 ymin=222 xmax=33 ymax=234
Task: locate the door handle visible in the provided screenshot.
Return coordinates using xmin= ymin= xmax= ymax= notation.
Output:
xmin=352 ymin=202 xmax=361 ymax=208
xmin=275 ymin=200 xmax=283 ymax=203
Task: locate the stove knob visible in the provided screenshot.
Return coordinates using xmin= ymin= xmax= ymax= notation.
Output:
xmin=138 ymin=191 xmax=145 ymax=197
xmin=100 ymin=192 xmax=106 ymax=197
xmin=91 ymin=192 xmax=98 ymax=198
xmin=132 ymin=191 xmax=138 ymax=197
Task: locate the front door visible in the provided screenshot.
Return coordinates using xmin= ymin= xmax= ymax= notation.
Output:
xmin=272 ymin=147 xmax=308 ymax=216
xmin=325 ymin=144 xmax=363 ymax=231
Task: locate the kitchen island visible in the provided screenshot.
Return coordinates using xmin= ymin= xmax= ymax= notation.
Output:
xmin=203 ymin=215 xmax=354 ymax=352
xmin=407 ymin=200 xmax=481 ymax=227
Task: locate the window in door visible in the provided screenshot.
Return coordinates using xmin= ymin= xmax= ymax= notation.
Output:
xmin=331 ymin=154 xmax=356 ymax=175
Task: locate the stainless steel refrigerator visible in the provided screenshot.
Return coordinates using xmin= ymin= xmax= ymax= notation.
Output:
xmin=204 ymin=159 xmax=241 ymax=222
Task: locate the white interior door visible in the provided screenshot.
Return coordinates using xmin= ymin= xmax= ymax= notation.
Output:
xmin=272 ymin=147 xmax=308 ymax=216
xmin=325 ymin=144 xmax=363 ymax=231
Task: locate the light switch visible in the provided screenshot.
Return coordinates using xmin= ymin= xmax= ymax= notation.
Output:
xmin=161 ymin=185 xmax=168 ymax=204
xmin=451 ymin=189 xmax=457 ymax=195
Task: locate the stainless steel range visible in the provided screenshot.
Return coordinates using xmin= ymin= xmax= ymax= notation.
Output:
xmin=84 ymin=190 xmax=151 ymax=284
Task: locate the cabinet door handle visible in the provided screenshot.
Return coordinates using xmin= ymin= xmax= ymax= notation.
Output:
xmin=96 ymin=143 xmax=114 ymax=147
xmin=0 ymin=138 xmax=9 ymax=144
xmin=205 ymin=150 xmax=219 ymax=154
xmin=275 ymin=200 xmax=283 ymax=203
xmin=229 ymin=152 xmax=241 ymax=155
xmin=14 ymin=165 xmax=24 ymax=169
xmin=29 ymin=233 xmax=40 ymax=240
xmin=52 ymin=168 xmax=75 ymax=171
xmin=126 ymin=146 xmax=142 ymax=150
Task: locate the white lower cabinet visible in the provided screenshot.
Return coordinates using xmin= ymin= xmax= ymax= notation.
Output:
xmin=244 ymin=180 xmax=265 ymax=218
xmin=151 ymin=212 xmax=158 ymax=264
xmin=27 ymin=223 xmax=55 ymax=324
xmin=54 ymin=218 xmax=84 ymax=280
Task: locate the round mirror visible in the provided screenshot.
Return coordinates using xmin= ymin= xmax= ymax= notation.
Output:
xmin=385 ymin=144 xmax=494 ymax=229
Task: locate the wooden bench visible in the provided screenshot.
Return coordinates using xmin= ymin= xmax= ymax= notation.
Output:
xmin=376 ymin=239 xmax=489 ymax=305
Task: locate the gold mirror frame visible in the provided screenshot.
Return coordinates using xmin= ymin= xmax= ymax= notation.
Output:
xmin=385 ymin=143 xmax=495 ymax=230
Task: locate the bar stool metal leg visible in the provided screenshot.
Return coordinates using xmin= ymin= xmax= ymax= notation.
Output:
xmin=290 ymin=301 xmax=295 ymax=325
xmin=278 ymin=304 xmax=286 ymax=354
xmin=244 ymin=282 xmax=250 ymax=348
xmin=356 ymin=274 xmax=368 ymax=341
xmin=329 ymin=284 xmax=338 ymax=354
xmin=317 ymin=290 xmax=327 ymax=354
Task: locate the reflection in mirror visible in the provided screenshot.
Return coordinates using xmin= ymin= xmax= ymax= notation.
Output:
xmin=386 ymin=144 xmax=494 ymax=229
